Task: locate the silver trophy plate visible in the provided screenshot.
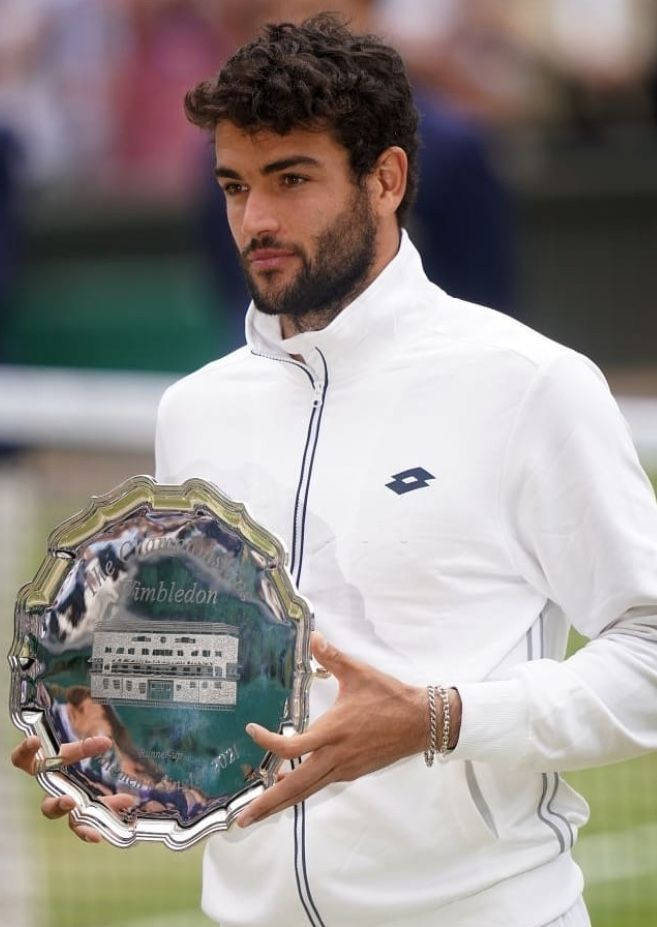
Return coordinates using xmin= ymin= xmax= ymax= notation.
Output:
xmin=8 ymin=476 xmax=314 ymax=849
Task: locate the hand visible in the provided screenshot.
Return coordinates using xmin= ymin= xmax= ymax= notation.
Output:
xmin=237 ymin=632 xmax=430 ymax=828
xmin=10 ymin=734 xmax=135 ymax=843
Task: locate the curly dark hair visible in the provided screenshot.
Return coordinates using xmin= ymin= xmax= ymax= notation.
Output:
xmin=185 ymin=13 xmax=419 ymax=226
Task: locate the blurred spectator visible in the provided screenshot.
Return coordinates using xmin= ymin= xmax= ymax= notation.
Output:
xmin=1 ymin=0 xmax=655 ymax=199
xmin=0 ymin=0 xmax=240 ymax=199
xmin=0 ymin=0 xmax=122 ymax=186
xmin=510 ymin=0 xmax=657 ymax=92
xmin=376 ymin=0 xmax=560 ymax=123
xmin=49 ymin=0 xmax=124 ymax=184
xmin=108 ymin=0 xmax=228 ymax=199
xmin=510 ymin=0 xmax=657 ymax=131
xmin=376 ymin=0 xmax=657 ymax=127
xmin=411 ymin=93 xmax=514 ymax=313
xmin=0 ymin=0 xmax=67 ymax=185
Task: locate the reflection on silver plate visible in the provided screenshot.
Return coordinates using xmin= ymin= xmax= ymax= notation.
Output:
xmin=8 ymin=476 xmax=314 ymax=850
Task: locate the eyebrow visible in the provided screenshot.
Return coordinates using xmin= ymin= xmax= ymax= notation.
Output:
xmin=214 ymin=155 xmax=322 ymax=179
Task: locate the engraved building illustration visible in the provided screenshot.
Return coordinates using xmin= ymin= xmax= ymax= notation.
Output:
xmin=90 ymin=612 xmax=240 ymax=709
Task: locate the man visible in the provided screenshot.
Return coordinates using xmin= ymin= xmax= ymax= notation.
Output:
xmin=12 ymin=14 xmax=657 ymax=927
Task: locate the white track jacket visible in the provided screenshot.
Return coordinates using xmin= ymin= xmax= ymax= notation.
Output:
xmin=155 ymin=232 xmax=657 ymax=927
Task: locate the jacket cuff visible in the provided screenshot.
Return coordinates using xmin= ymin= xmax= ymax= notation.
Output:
xmin=448 ymin=678 xmax=530 ymax=765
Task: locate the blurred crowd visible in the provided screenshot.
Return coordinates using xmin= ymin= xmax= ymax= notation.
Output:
xmin=1 ymin=0 xmax=656 ymax=195
xmin=1 ymin=0 xmax=657 ymax=358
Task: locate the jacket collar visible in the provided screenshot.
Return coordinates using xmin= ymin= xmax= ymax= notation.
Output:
xmin=245 ymin=230 xmax=430 ymax=380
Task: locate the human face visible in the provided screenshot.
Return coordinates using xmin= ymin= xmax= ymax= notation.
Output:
xmin=68 ymin=697 xmax=112 ymax=739
xmin=214 ymin=123 xmax=378 ymax=326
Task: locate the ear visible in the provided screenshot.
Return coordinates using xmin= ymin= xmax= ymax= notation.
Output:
xmin=368 ymin=146 xmax=408 ymax=219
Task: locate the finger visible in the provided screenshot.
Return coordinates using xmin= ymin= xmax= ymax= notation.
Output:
xmin=101 ymin=793 xmax=137 ymax=813
xmin=77 ymin=829 xmax=102 ymax=844
xmin=11 ymin=736 xmax=41 ymax=773
xmin=57 ymin=736 xmax=112 ymax=767
xmin=41 ymin=787 xmax=135 ymax=822
xmin=12 ymin=736 xmax=112 ymax=776
xmin=68 ymin=817 xmax=102 ymax=844
xmin=66 ymin=794 xmax=137 ymax=843
xmin=311 ymin=632 xmax=356 ymax=680
xmin=238 ymin=764 xmax=335 ymax=827
xmin=245 ymin=721 xmax=331 ymax=758
xmin=237 ymin=754 xmax=333 ymax=827
xmin=41 ymin=794 xmax=77 ymax=819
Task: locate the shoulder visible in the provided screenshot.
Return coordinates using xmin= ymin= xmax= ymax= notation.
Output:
xmin=412 ymin=283 xmax=609 ymax=412
xmin=157 ymin=346 xmax=253 ymax=423
xmin=432 ymin=287 xmax=598 ymax=377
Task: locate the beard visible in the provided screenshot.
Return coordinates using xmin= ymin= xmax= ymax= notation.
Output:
xmin=240 ymin=185 xmax=377 ymax=330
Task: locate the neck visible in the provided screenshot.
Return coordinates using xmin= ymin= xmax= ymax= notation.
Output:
xmin=279 ymin=225 xmax=401 ymax=340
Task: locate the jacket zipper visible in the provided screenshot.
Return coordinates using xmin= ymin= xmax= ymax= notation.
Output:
xmin=252 ymin=346 xmax=329 ymax=927
xmin=291 ymin=351 xmax=328 ymax=927
xmin=290 ymin=372 xmax=327 ymax=585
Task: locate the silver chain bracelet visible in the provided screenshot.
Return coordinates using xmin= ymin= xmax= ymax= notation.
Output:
xmin=424 ymin=685 xmax=451 ymax=767
xmin=424 ymin=684 xmax=438 ymax=767
xmin=436 ymin=685 xmax=451 ymax=758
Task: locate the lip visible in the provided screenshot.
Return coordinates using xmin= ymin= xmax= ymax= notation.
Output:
xmin=248 ymin=249 xmax=297 ymax=270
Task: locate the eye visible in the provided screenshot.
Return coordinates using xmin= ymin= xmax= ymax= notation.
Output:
xmin=222 ymin=182 xmax=248 ymax=197
xmin=281 ymin=174 xmax=307 ymax=188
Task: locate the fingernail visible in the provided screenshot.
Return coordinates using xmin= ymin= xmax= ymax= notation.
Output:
xmin=238 ymin=814 xmax=253 ymax=828
xmin=245 ymin=724 xmax=255 ymax=736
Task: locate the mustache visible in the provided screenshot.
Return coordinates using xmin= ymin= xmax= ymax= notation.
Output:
xmin=241 ymin=237 xmax=303 ymax=260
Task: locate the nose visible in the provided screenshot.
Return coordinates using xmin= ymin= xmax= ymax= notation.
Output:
xmin=240 ymin=189 xmax=281 ymax=242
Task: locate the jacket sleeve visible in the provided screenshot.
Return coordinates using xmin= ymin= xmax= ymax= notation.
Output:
xmin=451 ymin=352 xmax=657 ymax=772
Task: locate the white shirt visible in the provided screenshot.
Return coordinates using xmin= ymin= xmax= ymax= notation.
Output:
xmin=156 ymin=231 xmax=657 ymax=927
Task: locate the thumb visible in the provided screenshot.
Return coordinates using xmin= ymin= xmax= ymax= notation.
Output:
xmin=311 ymin=632 xmax=352 ymax=679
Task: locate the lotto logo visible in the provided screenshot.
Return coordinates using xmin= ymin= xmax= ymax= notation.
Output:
xmin=385 ymin=467 xmax=436 ymax=495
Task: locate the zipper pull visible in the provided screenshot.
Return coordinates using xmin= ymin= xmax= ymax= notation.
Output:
xmin=312 ymin=379 xmax=324 ymax=408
